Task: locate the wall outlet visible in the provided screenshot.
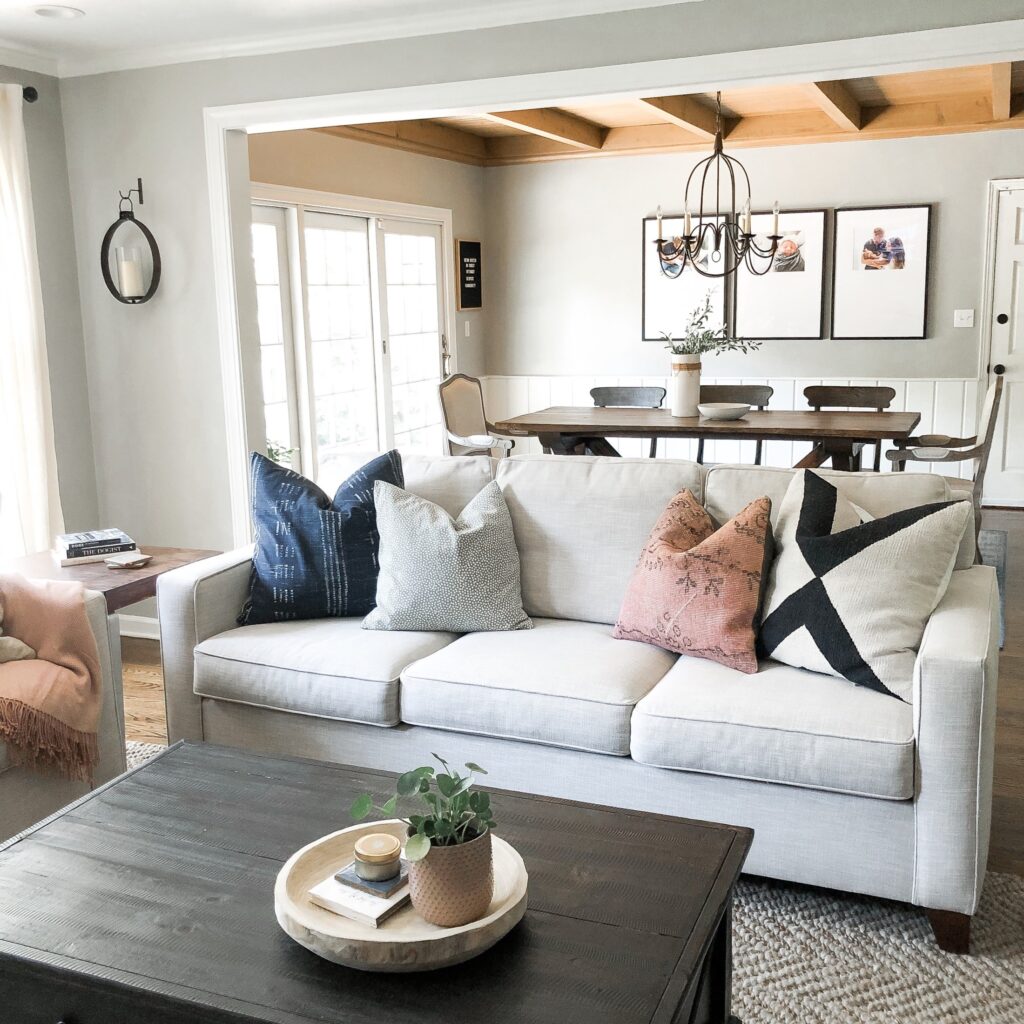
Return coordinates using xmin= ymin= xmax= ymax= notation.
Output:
xmin=953 ymin=309 xmax=975 ymax=328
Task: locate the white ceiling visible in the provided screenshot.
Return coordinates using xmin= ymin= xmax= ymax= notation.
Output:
xmin=0 ymin=0 xmax=701 ymax=78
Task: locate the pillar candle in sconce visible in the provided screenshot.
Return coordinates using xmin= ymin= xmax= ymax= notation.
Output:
xmin=116 ymin=246 xmax=145 ymax=298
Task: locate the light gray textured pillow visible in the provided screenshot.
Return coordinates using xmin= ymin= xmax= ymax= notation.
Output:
xmin=363 ymin=480 xmax=533 ymax=633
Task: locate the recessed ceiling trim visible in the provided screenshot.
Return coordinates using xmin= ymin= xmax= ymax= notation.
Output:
xmin=49 ymin=0 xmax=702 ymax=79
xmin=0 ymin=41 xmax=59 ymax=76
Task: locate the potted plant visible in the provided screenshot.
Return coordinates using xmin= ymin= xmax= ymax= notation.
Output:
xmin=351 ymin=754 xmax=497 ymax=928
xmin=661 ymin=292 xmax=761 ymax=417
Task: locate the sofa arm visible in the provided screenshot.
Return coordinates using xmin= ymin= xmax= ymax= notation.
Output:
xmin=157 ymin=547 xmax=253 ymax=742
xmin=83 ymin=590 xmax=127 ymax=783
xmin=912 ymin=565 xmax=1000 ymax=915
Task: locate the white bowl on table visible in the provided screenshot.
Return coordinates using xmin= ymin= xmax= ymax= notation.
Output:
xmin=697 ymin=402 xmax=751 ymax=421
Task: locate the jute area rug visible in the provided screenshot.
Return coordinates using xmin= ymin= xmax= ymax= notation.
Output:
xmin=126 ymin=744 xmax=1023 ymax=1023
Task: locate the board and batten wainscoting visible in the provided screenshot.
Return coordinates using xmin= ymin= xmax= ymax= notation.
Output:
xmin=481 ymin=376 xmax=979 ymax=479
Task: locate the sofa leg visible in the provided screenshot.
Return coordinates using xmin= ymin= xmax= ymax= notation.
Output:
xmin=926 ymin=909 xmax=971 ymax=954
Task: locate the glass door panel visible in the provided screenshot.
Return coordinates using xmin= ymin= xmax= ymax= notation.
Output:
xmin=380 ymin=220 xmax=446 ymax=454
xmin=302 ymin=211 xmax=379 ymax=482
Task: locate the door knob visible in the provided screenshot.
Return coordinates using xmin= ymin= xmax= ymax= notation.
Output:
xmin=996 ymin=313 xmax=1009 ymax=324
xmin=993 ymin=364 xmax=1006 ymax=375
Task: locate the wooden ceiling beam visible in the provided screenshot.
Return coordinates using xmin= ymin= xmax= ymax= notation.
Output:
xmin=990 ymin=63 xmax=1013 ymax=121
xmin=804 ymin=80 xmax=861 ymax=131
xmin=316 ymin=121 xmax=488 ymax=166
xmin=483 ymin=108 xmax=606 ymax=150
xmin=638 ymin=95 xmax=718 ymax=139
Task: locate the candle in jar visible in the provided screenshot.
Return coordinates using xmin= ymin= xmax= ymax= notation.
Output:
xmin=116 ymin=246 xmax=145 ymax=298
xmin=353 ymin=832 xmax=402 ymax=882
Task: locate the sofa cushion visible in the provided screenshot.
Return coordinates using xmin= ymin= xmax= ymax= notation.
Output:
xmin=497 ymin=456 xmax=706 ymax=624
xmin=195 ymin=619 xmax=457 ymax=726
xmin=318 ymin=453 xmax=495 ymax=517
xmin=401 ymin=618 xmax=676 ymax=755
xmin=704 ymin=464 xmax=975 ymax=569
xmin=631 ymin=656 xmax=916 ymax=799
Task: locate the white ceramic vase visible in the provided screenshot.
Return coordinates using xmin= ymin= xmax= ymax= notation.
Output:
xmin=669 ymin=353 xmax=702 ymax=417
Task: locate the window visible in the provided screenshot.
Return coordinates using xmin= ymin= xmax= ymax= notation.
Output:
xmin=250 ymin=194 xmax=452 ymax=483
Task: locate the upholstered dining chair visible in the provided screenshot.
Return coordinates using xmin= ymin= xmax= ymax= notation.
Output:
xmin=438 ymin=374 xmax=514 ymax=457
xmin=696 ymin=384 xmax=774 ymax=465
xmin=804 ymin=385 xmax=897 ymax=471
xmin=885 ymin=375 xmax=1003 ymax=539
xmin=590 ymin=386 xmax=667 ymax=458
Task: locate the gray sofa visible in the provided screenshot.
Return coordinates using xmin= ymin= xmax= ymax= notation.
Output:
xmin=0 ymin=590 xmax=127 ymax=843
xmin=158 ymin=455 xmax=999 ymax=951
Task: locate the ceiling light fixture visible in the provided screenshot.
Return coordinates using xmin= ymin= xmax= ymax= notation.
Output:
xmin=34 ymin=5 xmax=86 ymax=19
xmin=654 ymin=91 xmax=780 ymax=279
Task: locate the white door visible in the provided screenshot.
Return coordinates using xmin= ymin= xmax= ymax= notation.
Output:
xmin=985 ymin=186 xmax=1024 ymax=506
xmin=250 ymin=202 xmax=450 ymax=484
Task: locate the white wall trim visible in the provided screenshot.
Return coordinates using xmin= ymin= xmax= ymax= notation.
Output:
xmin=118 ymin=614 xmax=160 ymax=641
xmin=206 ymin=19 xmax=1024 ymax=542
xmin=0 ymin=43 xmax=58 ymax=77
xmin=49 ymin=1 xmax=702 ymax=79
xmin=978 ymin=177 xmax=1024 ymax=382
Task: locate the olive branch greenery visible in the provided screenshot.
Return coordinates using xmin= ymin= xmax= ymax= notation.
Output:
xmin=661 ymin=291 xmax=761 ymax=357
xmin=350 ymin=753 xmax=497 ymax=862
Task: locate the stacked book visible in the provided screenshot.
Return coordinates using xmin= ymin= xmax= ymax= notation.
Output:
xmin=54 ymin=529 xmax=138 ymax=567
xmin=309 ymin=860 xmax=410 ymax=928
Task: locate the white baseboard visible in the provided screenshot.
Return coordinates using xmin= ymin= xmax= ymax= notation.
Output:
xmin=118 ymin=614 xmax=160 ymax=641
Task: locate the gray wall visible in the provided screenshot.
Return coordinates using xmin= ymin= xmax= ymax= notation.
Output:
xmin=249 ymin=130 xmax=488 ymax=375
xmin=484 ymin=130 xmax=1021 ymax=379
xmin=55 ymin=1 xmax=1024 ymax=551
xmin=1 ymin=64 xmax=98 ymax=532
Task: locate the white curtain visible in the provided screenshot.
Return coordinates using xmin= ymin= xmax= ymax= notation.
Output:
xmin=0 ymin=83 xmax=65 ymax=558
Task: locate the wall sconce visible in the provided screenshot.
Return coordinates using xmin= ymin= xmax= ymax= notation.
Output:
xmin=100 ymin=178 xmax=161 ymax=304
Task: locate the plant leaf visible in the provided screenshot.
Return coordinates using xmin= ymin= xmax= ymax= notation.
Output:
xmin=381 ymin=795 xmax=398 ymax=816
xmin=405 ymin=833 xmax=431 ymax=862
xmin=350 ymin=794 xmax=372 ymax=821
xmin=397 ymin=770 xmax=421 ymax=796
xmin=464 ymin=762 xmax=487 ymax=775
xmin=436 ymin=773 xmax=456 ymax=798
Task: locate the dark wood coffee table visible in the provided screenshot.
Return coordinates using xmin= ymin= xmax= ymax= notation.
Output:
xmin=0 ymin=743 xmax=750 ymax=1024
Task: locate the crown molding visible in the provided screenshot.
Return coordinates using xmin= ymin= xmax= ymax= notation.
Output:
xmin=0 ymin=41 xmax=59 ymax=77
xmin=53 ymin=0 xmax=700 ymax=79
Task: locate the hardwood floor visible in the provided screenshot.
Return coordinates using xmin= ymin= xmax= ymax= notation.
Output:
xmin=121 ymin=508 xmax=1024 ymax=874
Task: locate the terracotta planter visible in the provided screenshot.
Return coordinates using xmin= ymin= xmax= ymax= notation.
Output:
xmin=407 ymin=829 xmax=494 ymax=927
xmin=669 ymin=353 xmax=702 ymax=417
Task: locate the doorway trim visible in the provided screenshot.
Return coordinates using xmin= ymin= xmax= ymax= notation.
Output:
xmin=205 ymin=19 xmax=1024 ymax=545
xmin=978 ymin=177 xmax=1024 ymax=382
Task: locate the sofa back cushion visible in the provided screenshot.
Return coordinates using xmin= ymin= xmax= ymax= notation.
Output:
xmin=704 ymin=466 xmax=975 ymax=568
xmin=318 ymin=453 xmax=495 ymax=517
xmin=496 ymin=456 xmax=706 ymax=624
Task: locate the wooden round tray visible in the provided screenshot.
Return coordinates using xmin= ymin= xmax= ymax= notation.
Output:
xmin=274 ymin=819 xmax=528 ymax=972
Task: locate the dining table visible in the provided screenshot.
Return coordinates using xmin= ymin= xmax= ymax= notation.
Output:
xmin=491 ymin=406 xmax=922 ymax=471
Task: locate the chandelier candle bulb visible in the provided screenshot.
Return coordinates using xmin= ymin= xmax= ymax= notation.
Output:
xmin=743 ymin=199 xmax=752 ymax=234
xmin=352 ymin=832 xmax=402 ymax=882
xmin=657 ymin=205 xmax=663 ymax=238
xmin=772 ymin=202 xmax=780 ymax=236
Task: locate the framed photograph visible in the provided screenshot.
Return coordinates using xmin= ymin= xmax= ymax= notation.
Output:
xmin=642 ymin=215 xmax=726 ymax=341
xmin=456 ymin=239 xmax=482 ymax=310
xmin=831 ymin=205 xmax=931 ymax=339
xmin=733 ymin=209 xmax=827 ymax=339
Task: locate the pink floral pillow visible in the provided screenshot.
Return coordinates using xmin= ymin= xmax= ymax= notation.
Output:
xmin=613 ymin=490 xmax=772 ymax=673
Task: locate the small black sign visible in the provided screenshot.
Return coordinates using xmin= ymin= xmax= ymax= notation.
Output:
xmin=457 ymin=239 xmax=482 ymax=310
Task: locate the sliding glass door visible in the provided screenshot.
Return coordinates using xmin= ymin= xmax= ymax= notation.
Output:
xmin=250 ymin=199 xmax=449 ymax=482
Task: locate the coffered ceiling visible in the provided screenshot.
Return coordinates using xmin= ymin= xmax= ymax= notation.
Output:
xmin=317 ymin=62 xmax=1024 ymax=166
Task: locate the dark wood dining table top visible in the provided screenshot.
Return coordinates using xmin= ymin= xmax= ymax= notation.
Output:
xmin=493 ymin=406 xmax=922 ymax=441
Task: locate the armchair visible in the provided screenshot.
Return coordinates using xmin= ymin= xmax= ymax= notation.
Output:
xmin=439 ymin=374 xmax=514 ymax=457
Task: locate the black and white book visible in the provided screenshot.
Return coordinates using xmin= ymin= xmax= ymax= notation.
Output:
xmin=308 ymin=874 xmax=410 ymax=928
xmin=56 ymin=529 xmax=135 ymax=557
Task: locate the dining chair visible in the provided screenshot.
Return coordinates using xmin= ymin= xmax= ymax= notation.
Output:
xmin=885 ymin=375 xmax=1003 ymax=540
xmin=696 ymin=384 xmax=774 ymax=466
xmin=590 ymin=386 xmax=667 ymax=458
xmin=803 ymin=385 xmax=897 ymax=471
xmin=438 ymin=374 xmax=514 ymax=457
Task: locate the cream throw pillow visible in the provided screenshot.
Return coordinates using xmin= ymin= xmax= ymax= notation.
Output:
xmin=363 ymin=480 xmax=532 ymax=633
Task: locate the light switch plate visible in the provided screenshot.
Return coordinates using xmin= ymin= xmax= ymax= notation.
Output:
xmin=953 ymin=308 xmax=975 ymax=328
xmin=464 ymin=320 xmax=471 ymax=337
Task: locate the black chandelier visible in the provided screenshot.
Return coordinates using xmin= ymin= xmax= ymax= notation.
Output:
xmin=654 ymin=92 xmax=780 ymax=279
xmin=100 ymin=178 xmax=161 ymax=304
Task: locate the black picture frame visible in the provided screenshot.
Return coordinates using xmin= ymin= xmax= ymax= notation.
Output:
xmin=732 ymin=208 xmax=829 ymax=340
xmin=456 ymin=239 xmax=482 ymax=310
xmin=830 ymin=204 xmax=932 ymax=340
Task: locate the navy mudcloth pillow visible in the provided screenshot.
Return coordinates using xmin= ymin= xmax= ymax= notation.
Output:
xmin=239 ymin=450 xmax=404 ymax=624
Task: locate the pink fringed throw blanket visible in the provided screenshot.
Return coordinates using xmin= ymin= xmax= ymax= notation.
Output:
xmin=0 ymin=574 xmax=102 ymax=783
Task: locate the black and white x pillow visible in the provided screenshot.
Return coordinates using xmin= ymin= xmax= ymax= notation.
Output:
xmin=760 ymin=470 xmax=970 ymax=701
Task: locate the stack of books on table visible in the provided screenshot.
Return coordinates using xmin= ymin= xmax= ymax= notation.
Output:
xmin=54 ymin=529 xmax=138 ymax=567
xmin=308 ymin=860 xmax=410 ymax=928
